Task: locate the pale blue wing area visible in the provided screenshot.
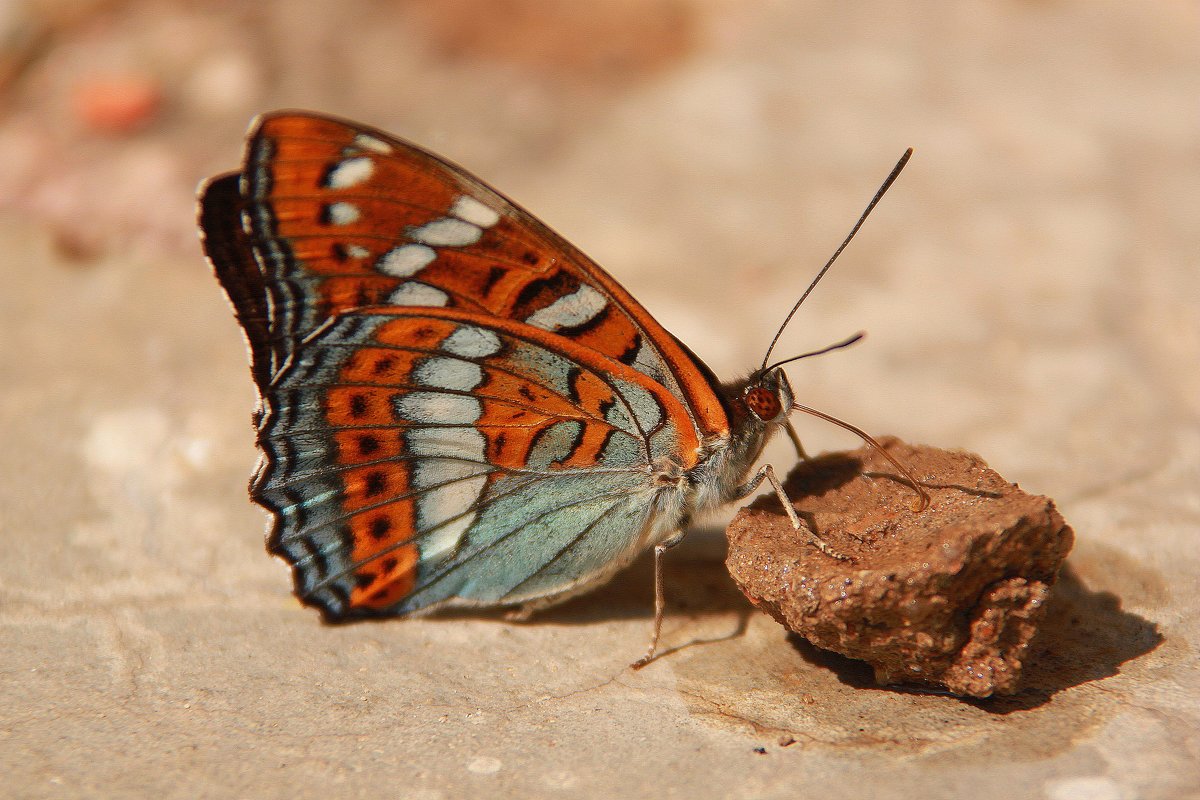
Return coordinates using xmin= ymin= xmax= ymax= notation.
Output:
xmin=397 ymin=469 xmax=655 ymax=610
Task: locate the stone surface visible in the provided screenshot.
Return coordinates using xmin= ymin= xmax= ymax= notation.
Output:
xmin=1 ymin=2 xmax=1197 ymax=799
xmin=726 ymin=441 xmax=1074 ymax=697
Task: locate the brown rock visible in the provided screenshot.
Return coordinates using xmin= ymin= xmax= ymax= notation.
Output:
xmin=725 ymin=440 xmax=1074 ymax=697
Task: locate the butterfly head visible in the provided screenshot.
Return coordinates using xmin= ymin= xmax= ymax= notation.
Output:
xmin=741 ymin=368 xmax=794 ymax=425
xmin=714 ymin=367 xmax=796 ymax=480
xmin=724 ymin=367 xmax=795 ymax=444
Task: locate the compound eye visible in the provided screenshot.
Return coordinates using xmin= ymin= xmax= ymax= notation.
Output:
xmin=745 ymin=386 xmax=782 ymax=421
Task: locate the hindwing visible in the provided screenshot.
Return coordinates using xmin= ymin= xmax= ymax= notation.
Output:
xmin=259 ymin=308 xmax=697 ymax=616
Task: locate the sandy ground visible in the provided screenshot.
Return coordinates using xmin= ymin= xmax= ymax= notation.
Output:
xmin=1 ymin=1 xmax=1197 ymax=798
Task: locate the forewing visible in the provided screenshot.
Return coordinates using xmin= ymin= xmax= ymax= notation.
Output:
xmin=203 ymin=111 xmax=727 ymax=440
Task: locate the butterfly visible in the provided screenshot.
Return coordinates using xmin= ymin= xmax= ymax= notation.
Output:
xmin=200 ymin=111 xmax=924 ymax=666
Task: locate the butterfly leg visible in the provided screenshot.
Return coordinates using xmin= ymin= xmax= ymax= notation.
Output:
xmin=631 ymin=531 xmax=685 ymax=670
xmin=738 ymin=464 xmax=850 ymax=561
xmin=785 ymin=420 xmax=811 ymax=461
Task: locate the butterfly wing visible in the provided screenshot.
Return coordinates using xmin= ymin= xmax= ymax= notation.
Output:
xmin=254 ymin=307 xmax=698 ymax=616
xmin=200 ymin=111 xmax=729 ymax=618
xmin=212 ymin=110 xmax=727 ymax=434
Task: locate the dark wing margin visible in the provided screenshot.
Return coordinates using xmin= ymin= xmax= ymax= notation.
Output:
xmin=200 ymin=172 xmax=274 ymax=388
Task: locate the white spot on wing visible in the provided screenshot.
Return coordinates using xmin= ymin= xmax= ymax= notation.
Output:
xmin=412 ymin=457 xmax=489 ymax=488
xmin=415 ymin=357 xmax=483 ymax=391
xmin=326 ymin=202 xmax=360 ymax=225
xmin=406 ymin=428 xmax=487 ymax=461
xmin=450 ymin=196 xmax=501 ymax=228
xmin=353 ymin=133 xmax=393 ymax=154
xmin=346 ymin=244 xmax=371 ymax=259
xmin=396 ymin=392 xmax=482 ymax=424
xmin=326 ymin=157 xmax=374 ymax=188
xmin=412 ymin=459 xmax=490 ymax=561
xmin=442 ymin=326 xmax=502 ymax=358
xmin=411 ymin=218 xmax=482 ymax=247
xmin=524 ymin=284 xmax=606 ymax=331
xmin=387 ymin=282 xmax=448 ymax=306
xmin=378 ymin=244 xmax=436 ymax=277
xmin=421 ymin=512 xmax=475 ymax=561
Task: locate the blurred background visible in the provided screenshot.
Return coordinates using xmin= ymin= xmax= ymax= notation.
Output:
xmin=2 ymin=1 xmax=1195 ymax=475
xmin=1 ymin=2 xmax=1197 ymax=797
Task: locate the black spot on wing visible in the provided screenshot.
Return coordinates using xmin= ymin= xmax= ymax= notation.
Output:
xmin=565 ymin=366 xmax=584 ymax=404
xmin=372 ymin=355 xmax=397 ymax=376
xmin=618 ymin=333 xmax=642 ymax=365
xmin=370 ymin=516 xmax=392 ymax=540
xmin=565 ymin=418 xmax=586 ymax=463
xmin=512 ymin=270 xmax=579 ymax=319
xmin=364 ymin=470 xmax=387 ymax=498
xmin=354 ymin=282 xmax=372 ymax=307
xmin=481 ymin=265 xmax=506 ymax=296
xmin=319 ymin=204 xmax=340 ymax=225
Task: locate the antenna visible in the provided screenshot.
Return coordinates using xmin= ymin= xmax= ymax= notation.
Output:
xmin=762 ymin=331 xmax=865 ymax=374
xmin=756 ymin=149 xmax=929 ymax=511
xmin=759 ymin=148 xmax=913 ymax=371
